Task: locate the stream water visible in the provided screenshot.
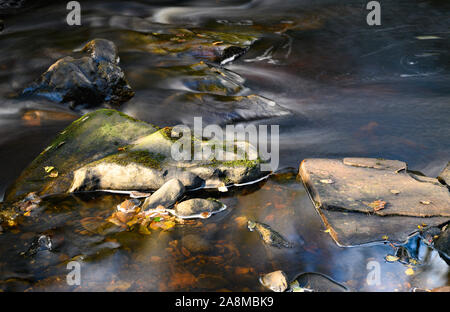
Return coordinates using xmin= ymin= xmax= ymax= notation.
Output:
xmin=0 ymin=0 xmax=449 ymax=291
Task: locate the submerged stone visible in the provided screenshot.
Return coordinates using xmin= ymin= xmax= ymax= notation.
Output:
xmin=122 ymin=28 xmax=258 ymax=64
xmin=290 ymin=272 xmax=348 ymax=292
xmin=248 ymin=220 xmax=293 ymax=248
xmin=5 ymin=109 xmax=267 ymax=201
xmin=22 ymin=39 xmax=134 ymax=108
xmin=168 ymin=93 xmax=290 ymax=124
xmin=298 ymin=158 xmax=450 ymax=246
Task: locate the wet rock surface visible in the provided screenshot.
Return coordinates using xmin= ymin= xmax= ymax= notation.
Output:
xmin=438 ymin=162 xmax=450 ymax=186
xmin=22 ymin=39 xmax=134 ymax=108
xmin=247 ymin=220 xmax=293 ymax=248
xmin=434 ymin=225 xmax=450 ymax=262
xmin=142 ymin=179 xmax=185 ymax=210
xmin=174 ymin=198 xmax=224 ymax=219
xmin=299 ymin=158 xmax=450 ymax=246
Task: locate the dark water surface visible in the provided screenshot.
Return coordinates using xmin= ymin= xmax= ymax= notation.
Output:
xmin=0 ymin=0 xmax=449 ymax=291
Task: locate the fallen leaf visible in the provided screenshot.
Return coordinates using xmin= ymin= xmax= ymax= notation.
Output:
xmin=106 ymin=281 xmax=132 ymax=292
xmin=234 ymin=216 xmax=248 ymax=227
xmin=420 ymin=200 xmax=431 ymax=205
xmin=161 ymin=220 xmax=175 ymax=230
xmin=390 ymin=190 xmax=400 ymax=195
xmin=405 ymin=267 xmax=415 ymax=276
xmin=320 ymin=179 xmax=334 ymax=184
xmin=385 ymin=255 xmax=399 ymax=262
xmin=324 ymin=229 xmax=331 ymax=233
xmin=235 ymin=267 xmax=254 ymax=275
xmin=382 ymin=235 xmax=389 ymax=240
xmin=44 ymin=166 xmax=55 ymax=173
xmin=200 ymin=212 xmax=212 ymax=219
xmin=181 ymin=247 xmax=191 ymax=257
xmin=149 ymin=221 xmax=161 ymax=230
xmin=47 ymin=170 xmax=58 ymax=178
xmin=367 ymin=200 xmax=386 ymax=212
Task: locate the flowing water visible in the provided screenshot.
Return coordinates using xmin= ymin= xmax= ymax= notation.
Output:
xmin=0 ymin=0 xmax=449 ymax=291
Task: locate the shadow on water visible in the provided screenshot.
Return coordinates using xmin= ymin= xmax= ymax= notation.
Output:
xmin=0 ymin=0 xmax=449 ymax=291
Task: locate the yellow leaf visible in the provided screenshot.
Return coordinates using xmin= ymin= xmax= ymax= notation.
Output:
xmin=382 ymin=235 xmax=389 ymax=240
xmin=405 ymin=267 xmax=414 ymax=276
xmin=138 ymin=224 xmax=152 ymax=235
xmin=44 ymin=166 xmax=54 ymax=173
xmin=324 ymin=229 xmax=331 ymax=233
xmin=24 ymin=211 xmax=31 ymax=217
xmin=161 ymin=220 xmax=175 ymax=230
xmin=48 ymin=170 xmax=58 ymax=178
xmin=367 ymin=200 xmax=386 ymax=212
xmin=385 ymin=255 xmax=399 ymax=262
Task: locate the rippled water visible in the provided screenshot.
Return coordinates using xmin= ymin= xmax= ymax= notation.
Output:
xmin=0 ymin=0 xmax=449 ymax=291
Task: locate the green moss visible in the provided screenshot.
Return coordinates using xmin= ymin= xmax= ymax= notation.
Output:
xmin=159 ymin=126 xmax=177 ymax=142
xmin=207 ymin=158 xmax=260 ymax=169
xmin=95 ymin=150 xmax=166 ymax=169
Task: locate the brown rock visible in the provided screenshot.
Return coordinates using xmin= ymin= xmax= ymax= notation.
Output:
xmin=298 ymin=158 xmax=450 ymax=246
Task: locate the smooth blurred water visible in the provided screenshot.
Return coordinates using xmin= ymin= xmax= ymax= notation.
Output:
xmin=0 ymin=0 xmax=449 ymax=291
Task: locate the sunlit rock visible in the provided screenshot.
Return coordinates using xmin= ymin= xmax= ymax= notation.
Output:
xmin=22 ymin=39 xmax=134 ymax=108
xmin=142 ymin=178 xmax=185 ymax=210
xmin=5 ymin=109 xmax=267 ymax=201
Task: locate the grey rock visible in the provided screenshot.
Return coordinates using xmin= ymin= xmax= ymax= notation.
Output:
xmin=142 ymin=179 xmax=185 ymax=210
xmin=23 ymin=39 xmax=134 ymax=107
xmin=181 ymin=234 xmax=211 ymax=253
xmin=434 ymin=225 xmax=450 ymax=262
xmin=174 ymin=198 xmax=224 ymax=218
xmin=299 ymin=158 xmax=450 ymax=246
xmin=81 ymin=39 xmax=119 ymax=64
xmin=291 ymin=272 xmax=348 ymax=292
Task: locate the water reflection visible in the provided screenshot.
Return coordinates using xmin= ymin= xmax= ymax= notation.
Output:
xmin=0 ymin=0 xmax=449 ymax=291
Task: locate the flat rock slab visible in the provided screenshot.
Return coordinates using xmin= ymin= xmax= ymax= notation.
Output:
xmin=438 ymin=162 xmax=450 ymax=186
xmin=299 ymin=158 xmax=450 ymax=246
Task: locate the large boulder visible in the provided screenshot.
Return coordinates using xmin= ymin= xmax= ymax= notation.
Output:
xmin=5 ymin=109 xmax=267 ymax=201
xmin=22 ymin=39 xmax=134 ymax=107
xmin=298 ymin=158 xmax=450 ymax=246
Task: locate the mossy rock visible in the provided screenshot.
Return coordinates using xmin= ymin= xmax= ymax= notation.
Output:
xmin=4 ymin=109 xmax=158 ymax=201
xmin=5 ymin=109 xmax=267 ymax=200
